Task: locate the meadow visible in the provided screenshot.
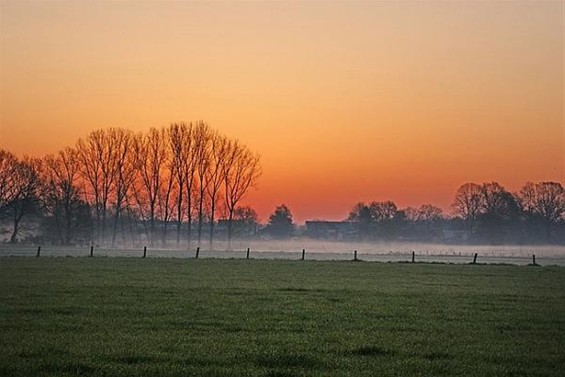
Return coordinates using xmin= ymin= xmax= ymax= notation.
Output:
xmin=0 ymin=257 xmax=564 ymax=376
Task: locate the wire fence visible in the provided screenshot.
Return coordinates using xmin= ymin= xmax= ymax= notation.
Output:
xmin=1 ymin=243 xmax=564 ymax=266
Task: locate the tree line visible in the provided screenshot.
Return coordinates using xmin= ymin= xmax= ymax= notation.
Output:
xmin=343 ymin=181 xmax=564 ymax=244
xmin=1 ymin=133 xmax=563 ymax=246
xmin=262 ymin=181 xmax=564 ymax=245
xmin=0 ymin=122 xmax=261 ymax=247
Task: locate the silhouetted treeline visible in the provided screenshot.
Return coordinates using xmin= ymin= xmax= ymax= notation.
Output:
xmin=0 ymin=122 xmax=261 ymax=247
xmin=252 ymin=183 xmax=564 ymax=245
xmin=342 ymin=181 xmax=565 ymax=245
xmin=1 ymin=138 xmax=563 ymax=246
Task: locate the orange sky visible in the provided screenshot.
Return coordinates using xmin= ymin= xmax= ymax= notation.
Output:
xmin=1 ymin=1 xmax=563 ymax=223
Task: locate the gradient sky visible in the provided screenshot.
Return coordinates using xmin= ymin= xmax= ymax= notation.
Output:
xmin=1 ymin=1 xmax=563 ymax=223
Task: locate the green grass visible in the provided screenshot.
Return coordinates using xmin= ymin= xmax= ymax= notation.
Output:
xmin=1 ymin=257 xmax=564 ymax=377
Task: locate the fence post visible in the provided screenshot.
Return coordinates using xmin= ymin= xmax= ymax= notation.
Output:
xmin=90 ymin=246 xmax=94 ymax=257
xmin=354 ymin=250 xmax=358 ymax=261
xmin=143 ymin=246 xmax=147 ymax=258
xmin=301 ymin=249 xmax=305 ymax=261
xmin=195 ymin=247 xmax=200 ymax=259
xmin=246 ymin=247 xmax=250 ymax=260
xmin=411 ymin=251 xmax=415 ymax=263
xmin=36 ymin=246 xmax=41 ymax=257
xmin=472 ymin=253 xmax=478 ymax=264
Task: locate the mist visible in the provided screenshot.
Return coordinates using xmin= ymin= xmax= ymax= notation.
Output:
xmin=2 ymin=233 xmax=565 ymax=266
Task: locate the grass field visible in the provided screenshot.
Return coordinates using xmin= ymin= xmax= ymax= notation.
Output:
xmin=1 ymin=257 xmax=564 ymax=377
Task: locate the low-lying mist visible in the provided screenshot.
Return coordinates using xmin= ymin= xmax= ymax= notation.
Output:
xmin=209 ymin=239 xmax=565 ymax=257
xmin=2 ymin=238 xmax=565 ymax=265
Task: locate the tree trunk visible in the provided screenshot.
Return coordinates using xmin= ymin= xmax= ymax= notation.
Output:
xmin=227 ymin=209 xmax=234 ymax=251
xmin=197 ymin=190 xmax=204 ymax=247
xmin=162 ymin=222 xmax=168 ymax=246
xmin=176 ymin=221 xmax=182 ymax=245
xmin=111 ymin=204 xmax=121 ymax=248
xmin=10 ymin=212 xmax=20 ymax=244
xmin=65 ymin=201 xmax=73 ymax=245
xmin=186 ymin=193 xmax=192 ymax=248
xmin=176 ymin=188 xmax=183 ymax=245
xmin=209 ymin=199 xmax=215 ymax=251
xmin=101 ymin=203 xmax=107 ymax=246
xmin=149 ymin=204 xmax=155 ymax=247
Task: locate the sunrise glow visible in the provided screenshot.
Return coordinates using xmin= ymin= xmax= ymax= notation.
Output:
xmin=1 ymin=1 xmax=563 ymax=223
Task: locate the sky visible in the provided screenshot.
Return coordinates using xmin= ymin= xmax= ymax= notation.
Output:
xmin=0 ymin=1 xmax=563 ymax=223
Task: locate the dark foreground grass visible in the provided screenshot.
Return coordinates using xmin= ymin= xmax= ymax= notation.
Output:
xmin=0 ymin=258 xmax=564 ymax=377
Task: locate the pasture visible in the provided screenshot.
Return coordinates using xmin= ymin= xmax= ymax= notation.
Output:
xmin=0 ymin=257 xmax=564 ymax=376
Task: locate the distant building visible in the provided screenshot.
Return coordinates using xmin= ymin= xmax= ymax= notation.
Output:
xmin=305 ymin=221 xmax=356 ymax=240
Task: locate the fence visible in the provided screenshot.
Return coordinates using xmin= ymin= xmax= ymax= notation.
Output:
xmin=1 ymin=243 xmax=564 ymax=266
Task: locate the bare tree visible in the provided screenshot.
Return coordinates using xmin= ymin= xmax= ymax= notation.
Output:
xmin=403 ymin=206 xmax=420 ymax=222
xmin=369 ymin=201 xmax=397 ymax=222
xmin=477 ymin=182 xmax=520 ymax=244
xmin=193 ymin=121 xmax=212 ymax=247
xmin=108 ymin=128 xmax=136 ymax=247
xmin=1 ymin=123 xmax=263 ymax=247
xmin=0 ymin=149 xmax=19 ymax=216
xmin=418 ymin=204 xmax=443 ymax=222
xmin=222 ymin=140 xmax=261 ymax=248
xmin=417 ymin=204 xmax=444 ymax=233
xmin=168 ymin=122 xmax=195 ymax=245
xmin=206 ymin=131 xmax=228 ymax=250
xmin=76 ymin=129 xmax=119 ymax=244
xmin=519 ymin=181 xmax=565 ymax=240
xmin=8 ymin=156 xmax=41 ymax=243
xmin=368 ymin=201 xmax=399 ymax=239
xmin=132 ymin=128 xmax=168 ymax=246
xmin=158 ymin=149 xmax=177 ymax=246
xmin=183 ymin=125 xmax=199 ymax=248
xmin=481 ymin=182 xmax=509 ymax=216
xmin=41 ymin=148 xmax=89 ymax=245
xmin=452 ymin=183 xmax=482 ymax=234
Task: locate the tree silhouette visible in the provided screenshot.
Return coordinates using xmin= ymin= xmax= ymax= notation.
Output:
xmin=348 ymin=202 xmax=374 ymax=239
xmin=168 ymin=122 xmax=193 ymax=245
xmin=132 ymin=128 xmax=169 ymax=246
xmin=452 ymin=183 xmax=482 ymax=236
xmin=231 ymin=205 xmax=260 ymax=237
xmin=41 ymin=148 xmax=93 ymax=245
xmin=3 ymin=127 xmax=565 ymax=246
xmin=206 ymin=131 xmax=228 ymax=250
xmin=267 ymin=204 xmax=294 ymax=238
xmin=370 ymin=201 xmax=400 ymax=239
xmin=193 ymin=121 xmax=212 ymax=247
xmin=223 ymin=139 xmax=261 ymax=247
xmin=7 ymin=156 xmax=41 ymax=243
xmin=519 ymin=181 xmax=565 ymax=241
xmin=347 ymin=201 xmax=400 ymax=240
xmin=0 ymin=149 xmax=19 ymax=216
xmin=76 ymin=129 xmax=119 ymax=243
xmin=417 ymin=204 xmax=444 ymax=239
xmin=476 ymin=182 xmax=521 ymax=244
xmin=108 ymin=128 xmax=136 ymax=248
